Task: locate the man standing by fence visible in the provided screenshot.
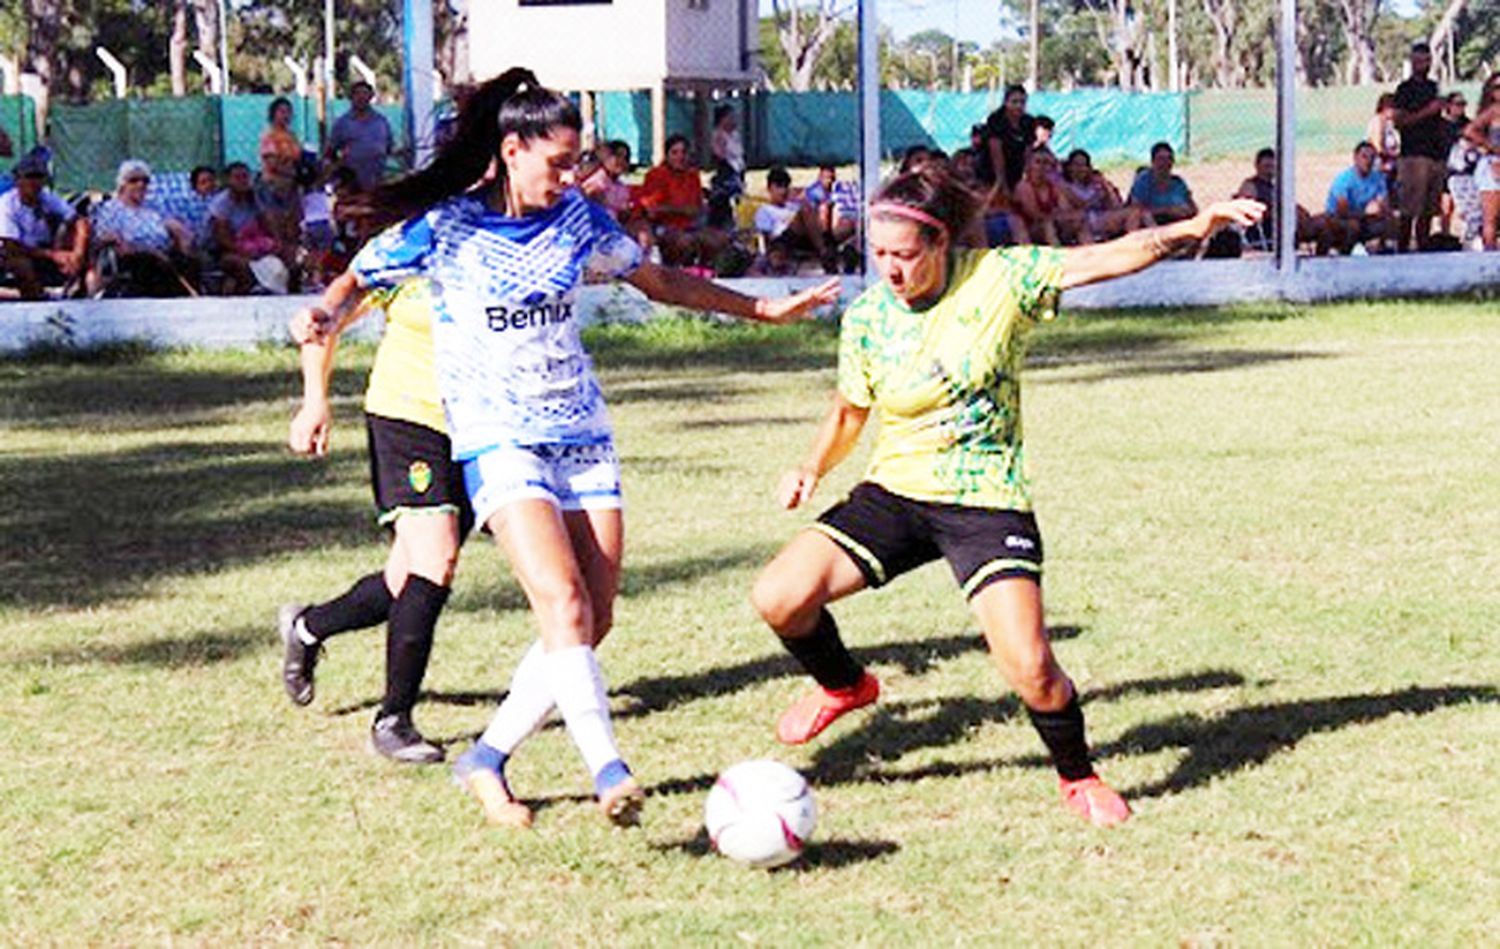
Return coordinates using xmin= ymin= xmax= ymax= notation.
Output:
xmin=1393 ymin=42 xmax=1446 ymax=252
xmin=327 ymin=81 xmax=394 ymax=191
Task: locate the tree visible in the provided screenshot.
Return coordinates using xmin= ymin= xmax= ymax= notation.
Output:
xmin=1335 ymin=0 xmax=1382 ymax=84
xmin=769 ymin=0 xmax=851 ymax=92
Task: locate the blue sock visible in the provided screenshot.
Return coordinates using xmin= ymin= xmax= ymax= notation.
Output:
xmin=458 ymin=740 xmax=509 ymax=780
xmin=593 ymin=759 xmax=632 ymax=797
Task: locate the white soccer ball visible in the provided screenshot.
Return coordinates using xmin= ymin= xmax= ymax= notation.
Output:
xmin=704 ymin=759 xmax=817 ymax=869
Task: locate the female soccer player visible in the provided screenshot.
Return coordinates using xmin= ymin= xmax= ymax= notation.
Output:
xmin=299 ymin=68 xmax=838 ymax=828
xmin=282 ymin=278 xmax=468 ymax=767
xmin=750 ymin=167 xmax=1262 ymax=827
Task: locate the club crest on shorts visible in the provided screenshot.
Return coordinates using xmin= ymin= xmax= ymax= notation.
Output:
xmin=408 ymin=460 xmax=433 ymax=494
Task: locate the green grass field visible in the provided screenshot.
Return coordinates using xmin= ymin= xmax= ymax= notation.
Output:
xmin=2 ymin=299 xmax=1498 ymax=944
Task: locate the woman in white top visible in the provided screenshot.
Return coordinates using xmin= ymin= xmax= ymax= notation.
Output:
xmin=298 ymin=68 xmax=838 ymax=829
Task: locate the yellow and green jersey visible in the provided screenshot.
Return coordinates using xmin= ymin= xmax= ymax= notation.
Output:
xmin=836 ymin=245 xmax=1065 ymax=510
xmin=363 ymin=279 xmax=446 ymax=433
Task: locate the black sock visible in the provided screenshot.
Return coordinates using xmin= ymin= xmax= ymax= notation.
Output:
xmin=781 ymin=609 xmax=864 ymax=690
xmin=1026 ymin=690 xmax=1095 ymax=782
xmin=379 ymin=575 xmax=449 ymax=719
xmin=302 ymin=572 xmax=394 ymax=641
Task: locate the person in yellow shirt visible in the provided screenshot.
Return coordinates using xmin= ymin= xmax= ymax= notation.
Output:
xmin=281 ymin=279 xmax=474 ymax=767
xmin=750 ymin=166 xmax=1263 ymax=828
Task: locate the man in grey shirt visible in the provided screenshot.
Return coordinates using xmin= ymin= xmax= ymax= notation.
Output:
xmin=326 ymin=81 xmax=393 ymax=190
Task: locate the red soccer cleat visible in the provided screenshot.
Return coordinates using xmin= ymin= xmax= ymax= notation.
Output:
xmin=1059 ymin=775 xmax=1132 ymax=828
xmin=776 ymin=672 xmax=880 ymax=745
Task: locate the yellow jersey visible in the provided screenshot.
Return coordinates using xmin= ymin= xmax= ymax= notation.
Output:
xmin=363 ymin=279 xmax=446 ymax=433
xmin=836 ymin=245 xmax=1065 ymax=510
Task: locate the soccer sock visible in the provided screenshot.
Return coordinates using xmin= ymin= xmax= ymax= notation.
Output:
xmin=378 ymin=575 xmax=449 ymax=719
xmin=1025 ymin=687 xmax=1096 ymax=782
xmin=300 ymin=572 xmax=394 ymax=643
xmin=780 ymin=609 xmax=864 ymax=691
xmin=479 ymin=641 xmax=556 ymax=755
xmin=461 ymin=739 xmax=513 ymax=793
xmin=541 ymin=645 xmax=627 ymax=788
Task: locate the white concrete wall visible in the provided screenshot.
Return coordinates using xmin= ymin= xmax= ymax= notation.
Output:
xmin=3 ymin=257 xmax=1496 ymax=354
xmin=469 ymin=0 xmax=668 ymax=89
xmin=665 ymin=0 xmax=753 ymax=81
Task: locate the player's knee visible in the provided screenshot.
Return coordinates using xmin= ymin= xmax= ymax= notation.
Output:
xmin=750 ymin=573 xmax=814 ymax=635
xmin=1009 ymin=658 xmax=1065 ymax=708
xmin=530 ymin=577 xmax=592 ymax=637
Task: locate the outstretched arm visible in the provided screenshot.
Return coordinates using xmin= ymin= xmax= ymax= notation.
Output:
xmin=289 ymin=270 xmax=370 ymax=344
xmin=288 ymin=275 xmax=380 ymax=456
xmin=623 ymin=261 xmax=841 ymax=324
xmin=778 ymin=394 xmax=870 ymax=510
xmin=1059 ymin=199 xmax=1265 ymax=290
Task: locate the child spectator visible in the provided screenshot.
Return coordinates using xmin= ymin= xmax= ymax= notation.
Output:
xmin=752 ymin=165 xmax=837 ymax=274
xmin=708 ymin=104 xmax=745 ymax=229
xmin=802 ymin=163 xmax=859 ymax=253
xmin=1367 ymin=93 xmax=1402 ymax=194
xmin=297 ymin=156 xmax=336 ymax=291
xmin=1033 ymin=115 xmax=1056 ymax=152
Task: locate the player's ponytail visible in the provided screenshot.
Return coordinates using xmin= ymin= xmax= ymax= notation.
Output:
xmin=359 ymin=66 xmax=576 ymax=227
xmin=869 ymin=166 xmax=980 ymax=246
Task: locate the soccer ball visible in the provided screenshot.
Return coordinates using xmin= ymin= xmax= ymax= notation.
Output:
xmin=704 ymin=759 xmax=817 ymax=869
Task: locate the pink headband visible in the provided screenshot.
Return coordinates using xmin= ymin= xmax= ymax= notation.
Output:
xmin=870 ymin=202 xmax=948 ymax=236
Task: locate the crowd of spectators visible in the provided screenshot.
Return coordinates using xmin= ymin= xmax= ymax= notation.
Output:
xmin=7 ymin=51 xmax=1500 ymax=300
xmin=0 ymin=80 xmax=392 ymax=301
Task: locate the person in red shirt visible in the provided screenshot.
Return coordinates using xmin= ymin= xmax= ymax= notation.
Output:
xmin=636 ymin=134 xmax=728 ymax=268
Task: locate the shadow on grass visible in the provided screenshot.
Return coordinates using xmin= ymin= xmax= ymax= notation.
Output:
xmin=9 ymin=627 xmax=267 ymax=669
xmin=676 ymin=415 xmax=811 ymax=431
xmin=355 ymin=625 xmax=1084 ymax=723
xmin=653 ymin=828 xmax=900 ymax=870
xmin=585 ymin=319 xmax=839 ymax=375
xmin=793 ymin=682 xmax=1497 ymax=801
xmin=0 ymin=360 xmax=365 ymax=428
xmin=0 ymin=439 xmax=371 ymax=608
xmin=1036 ymin=348 xmax=1330 ymax=385
xmin=806 ymin=668 xmax=1246 ymax=785
xmin=1106 ymin=684 xmax=1500 ymax=798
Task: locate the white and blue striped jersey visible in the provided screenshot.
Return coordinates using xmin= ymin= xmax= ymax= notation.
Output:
xmin=351 ymin=188 xmax=642 ymax=460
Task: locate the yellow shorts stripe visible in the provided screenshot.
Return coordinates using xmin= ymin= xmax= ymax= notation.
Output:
xmin=809 ymin=522 xmax=887 ymax=585
xmin=377 ymin=503 xmax=462 ymax=527
xmin=961 ymin=558 xmax=1042 ymax=598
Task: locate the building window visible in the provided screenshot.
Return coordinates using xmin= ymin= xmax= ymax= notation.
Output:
xmin=687 ymin=0 xmax=709 ymax=8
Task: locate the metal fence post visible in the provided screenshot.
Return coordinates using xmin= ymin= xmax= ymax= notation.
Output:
xmin=858 ymin=0 xmax=880 ymax=280
xmin=1276 ymin=0 xmax=1298 ymax=277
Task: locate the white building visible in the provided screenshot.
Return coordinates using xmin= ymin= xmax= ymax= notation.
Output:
xmin=468 ymin=0 xmax=763 ymax=160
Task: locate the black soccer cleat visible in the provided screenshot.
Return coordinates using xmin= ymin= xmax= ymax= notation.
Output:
xmin=277 ymin=603 xmax=320 ymax=707
xmin=370 ymin=713 xmax=445 ymax=764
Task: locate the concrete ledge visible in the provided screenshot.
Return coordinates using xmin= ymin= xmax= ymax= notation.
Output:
xmin=2 ymin=255 xmax=1495 ymax=353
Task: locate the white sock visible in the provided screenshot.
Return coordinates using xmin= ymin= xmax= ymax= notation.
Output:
xmin=479 ymin=641 xmax=555 ymax=755
xmin=542 ymin=644 xmax=623 ymax=779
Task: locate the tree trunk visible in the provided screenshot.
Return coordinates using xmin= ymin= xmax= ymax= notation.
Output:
xmin=771 ymin=0 xmax=841 ymax=91
xmin=25 ymin=0 xmax=62 ymax=94
xmin=1335 ymin=0 xmax=1380 ymax=85
xmin=192 ymin=0 xmax=220 ymax=92
xmin=1428 ymin=0 xmax=1467 ymax=82
xmin=170 ymin=0 xmax=189 ymax=96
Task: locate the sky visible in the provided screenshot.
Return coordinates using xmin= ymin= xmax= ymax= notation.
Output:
xmin=758 ymin=0 xmax=1012 ymax=48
